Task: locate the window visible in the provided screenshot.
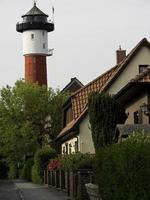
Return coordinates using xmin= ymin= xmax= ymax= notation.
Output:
xmin=33 ymin=56 xmax=36 ymax=64
xmin=31 ymin=34 xmax=34 ymax=40
xmin=43 ymin=43 xmax=46 ymax=49
xmin=42 ymin=31 xmax=45 ymax=37
xmin=62 ymin=146 xmax=66 ymax=155
xmin=139 ymin=65 xmax=148 ymax=73
xmin=65 ymin=143 xmax=68 ymax=155
xmin=134 ymin=110 xmax=142 ymax=124
xmin=64 ymin=107 xmax=73 ymax=126
xmin=69 ymin=144 xmax=72 ymax=154
xmin=74 ymin=141 xmax=78 ymax=153
xmin=134 ymin=111 xmax=139 ymax=124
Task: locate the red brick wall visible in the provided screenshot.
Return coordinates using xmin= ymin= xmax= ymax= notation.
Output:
xmin=25 ymin=55 xmax=47 ymax=86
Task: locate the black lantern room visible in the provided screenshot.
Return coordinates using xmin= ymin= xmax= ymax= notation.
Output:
xmin=16 ymin=3 xmax=54 ymax=33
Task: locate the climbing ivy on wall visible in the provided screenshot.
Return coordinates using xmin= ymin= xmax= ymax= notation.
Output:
xmin=88 ymin=92 xmax=127 ymax=151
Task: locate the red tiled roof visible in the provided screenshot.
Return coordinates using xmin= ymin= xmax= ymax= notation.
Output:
xmin=71 ymin=65 xmax=119 ymax=119
xmin=56 ymin=109 xmax=87 ymax=139
xmin=71 ymin=38 xmax=150 ymax=120
xmin=57 ymin=38 xmax=150 ymax=140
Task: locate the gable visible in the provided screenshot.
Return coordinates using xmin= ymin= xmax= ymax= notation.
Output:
xmin=61 ymin=77 xmax=84 ymax=93
xmin=107 ymin=46 xmax=150 ymax=94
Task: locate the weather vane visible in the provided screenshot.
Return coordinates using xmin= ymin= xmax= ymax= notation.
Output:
xmin=33 ymin=0 xmax=38 ymax=6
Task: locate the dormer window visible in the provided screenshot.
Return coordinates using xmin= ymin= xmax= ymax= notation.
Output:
xmin=63 ymin=106 xmax=73 ymax=127
xmin=139 ymin=65 xmax=148 ymax=73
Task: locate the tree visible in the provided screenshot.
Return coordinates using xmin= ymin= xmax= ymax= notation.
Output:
xmin=0 ymin=80 xmax=68 ymax=169
xmin=88 ymin=92 xmax=127 ymax=151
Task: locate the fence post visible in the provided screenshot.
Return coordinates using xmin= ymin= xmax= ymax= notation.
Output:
xmin=44 ymin=170 xmax=48 ymax=185
xmin=60 ymin=170 xmax=66 ymax=190
xmin=56 ymin=170 xmax=60 ymax=188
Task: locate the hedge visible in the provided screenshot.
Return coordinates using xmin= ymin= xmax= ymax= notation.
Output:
xmin=20 ymin=158 xmax=33 ymax=181
xmin=96 ymin=133 xmax=150 ymax=200
xmin=32 ymin=146 xmax=56 ymax=184
xmin=8 ymin=162 xmax=18 ymax=179
xmin=59 ymin=153 xmax=95 ymax=171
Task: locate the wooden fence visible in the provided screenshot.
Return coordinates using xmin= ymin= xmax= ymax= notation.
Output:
xmin=44 ymin=169 xmax=94 ymax=199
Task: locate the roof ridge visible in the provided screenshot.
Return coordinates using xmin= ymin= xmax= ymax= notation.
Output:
xmin=61 ymin=77 xmax=84 ymax=93
xmin=70 ymin=38 xmax=150 ymax=98
xmin=71 ymin=64 xmax=119 ymax=97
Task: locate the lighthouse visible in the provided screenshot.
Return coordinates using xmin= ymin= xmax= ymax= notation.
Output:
xmin=16 ymin=2 xmax=54 ymax=86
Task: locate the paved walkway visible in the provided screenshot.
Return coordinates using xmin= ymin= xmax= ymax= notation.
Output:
xmin=14 ymin=180 xmax=67 ymax=200
xmin=0 ymin=180 xmax=20 ymax=200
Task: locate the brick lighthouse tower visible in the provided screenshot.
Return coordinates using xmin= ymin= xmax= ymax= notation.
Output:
xmin=16 ymin=2 xmax=54 ymax=86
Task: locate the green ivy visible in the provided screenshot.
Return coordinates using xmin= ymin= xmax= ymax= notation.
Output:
xmin=88 ymin=92 xmax=126 ymax=151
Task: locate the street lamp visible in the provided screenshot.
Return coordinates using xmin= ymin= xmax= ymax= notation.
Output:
xmin=140 ymin=103 xmax=150 ymax=116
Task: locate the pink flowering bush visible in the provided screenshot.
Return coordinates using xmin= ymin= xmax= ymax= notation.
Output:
xmin=47 ymin=158 xmax=60 ymax=170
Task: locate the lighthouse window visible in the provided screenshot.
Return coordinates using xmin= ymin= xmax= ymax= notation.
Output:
xmin=33 ymin=57 xmax=36 ymax=64
xmin=31 ymin=34 xmax=34 ymax=40
xmin=42 ymin=31 xmax=45 ymax=37
xmin=43 ymin=43 xmax=46 ymax=49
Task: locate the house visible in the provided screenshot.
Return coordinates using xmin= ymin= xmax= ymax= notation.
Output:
xmin=61 ymin=77 xmax=84 ymax=94
xmin=55 ymin=38 xmax=150 ymax=154
xmin=115 ymin=66 xmax=150 ymax=141
xmin=116 ymin=66 xmax=150 ymax=124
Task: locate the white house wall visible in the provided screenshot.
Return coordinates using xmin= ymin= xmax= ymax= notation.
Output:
xmin=79 ymin=116 xmax=95 ymax=154
xmin=107 ymin=46 xmax=150 ymax=94
xmin=61 ymin=116 xmax=95 ymax=155
xmin=125 ymin=93 xmax=148 ymax=124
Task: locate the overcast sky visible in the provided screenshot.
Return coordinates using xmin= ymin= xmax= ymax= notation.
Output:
xmin=0 ymin=0 xmax=150 ymax=89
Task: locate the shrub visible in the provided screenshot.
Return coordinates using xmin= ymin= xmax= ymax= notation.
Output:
xmin=32 ymin=146 xmax=56 ymax=184
xmin=20 ymin=158 xmax=33 ymax=181
xmin=88 ymin=92 xmax=126 ymax=151
xmin=59 ymin=153 xmax=95 ymax=171
xmin=8 ymin=163 xmax=18 ymax=179
xmin=96 ymin=133 xmax=150 ymax=200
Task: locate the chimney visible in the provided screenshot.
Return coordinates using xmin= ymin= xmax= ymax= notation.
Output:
xmin=116 ymin=45 xmax=126 ymax=64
